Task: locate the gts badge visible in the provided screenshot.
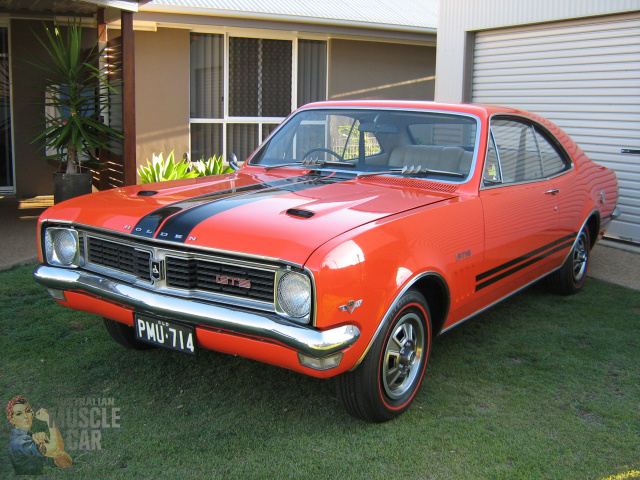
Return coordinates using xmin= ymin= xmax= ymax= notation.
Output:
xmin=456 ymin=250 xmax=472 ymax=261
xmin=339 ymin=299 xmax=363 ymax=314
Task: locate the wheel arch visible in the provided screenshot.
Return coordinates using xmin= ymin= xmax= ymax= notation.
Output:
xmin=351 ymin=271 xmax=450 ymax=370
xmin=585 ymin=211 xmax=600 ymax=250
xmin=410 ymin=273 xmax=450 ymax=336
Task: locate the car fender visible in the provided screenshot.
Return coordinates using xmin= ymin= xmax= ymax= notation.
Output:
xmin=305 ymin=196 xmax=484 ymax=370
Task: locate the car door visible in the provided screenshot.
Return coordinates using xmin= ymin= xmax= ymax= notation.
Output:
xmin=478 ymin=117 xmax=562 ymax=302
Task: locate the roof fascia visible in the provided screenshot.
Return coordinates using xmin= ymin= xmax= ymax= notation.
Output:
xmin=139 ymin=4 xmax=437 ymax=36
xmin=80 ymin=0 xmax=141 ymax=12
xmin=129 ymin=11 xmax=436 ymax=45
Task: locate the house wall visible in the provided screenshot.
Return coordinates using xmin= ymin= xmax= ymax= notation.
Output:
xmin=435 ymin=0 xmax=640 ymax=102
xmin=11 ymin=20 xmax=97 ymax=198
xmin=134 ymin=27 xmax=190 ymax=169
xmin=329 ymin=39 xmax=436 ymax=101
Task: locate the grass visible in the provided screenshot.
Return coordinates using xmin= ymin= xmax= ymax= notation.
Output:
xmin=1 ymin=264 xmax=639 ymax=479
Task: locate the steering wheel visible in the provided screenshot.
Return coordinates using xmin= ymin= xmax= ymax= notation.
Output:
xmin=302 ymin=147 xmax=345 ymax=163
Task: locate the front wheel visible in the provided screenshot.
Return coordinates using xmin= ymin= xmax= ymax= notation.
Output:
xmin=547 ymin=227 xmax=590 ymax=295
xmin=336 ymin=290 xmax=432 ymax=422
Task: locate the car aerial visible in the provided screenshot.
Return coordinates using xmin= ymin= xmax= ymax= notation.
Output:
xmin=33 ymin=100 xmax=620 ymax=422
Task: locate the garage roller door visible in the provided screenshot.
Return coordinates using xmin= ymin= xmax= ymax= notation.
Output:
xmin=472 ymin=14 xmax=640 ymax=243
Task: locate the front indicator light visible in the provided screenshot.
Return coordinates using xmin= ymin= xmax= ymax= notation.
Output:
xmin=47 ymin=288 xmax=67 ymax=301
xmin=298 ymin=352 xmax=344 ymax=371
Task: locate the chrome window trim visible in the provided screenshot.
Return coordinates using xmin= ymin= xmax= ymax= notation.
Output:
xmin=248 ymin=105 xmax=483 ymax=185
xmin=480 ymin=113 xmax=575 ymax=191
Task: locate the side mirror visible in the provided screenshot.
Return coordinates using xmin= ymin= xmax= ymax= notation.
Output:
xmin=229 ymin=153 xmax=239 ymax=171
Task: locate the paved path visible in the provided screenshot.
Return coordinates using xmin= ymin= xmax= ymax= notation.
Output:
xmin=0 ymin=197 xmax=52 ymax=270
xmin=589 ymin=240 xmax=640 ymax=291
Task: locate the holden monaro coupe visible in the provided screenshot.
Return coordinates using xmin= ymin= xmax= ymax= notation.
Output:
xmin=34 ymin=101 xmax=619 ymax=422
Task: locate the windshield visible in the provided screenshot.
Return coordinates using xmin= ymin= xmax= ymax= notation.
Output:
xmin=249 ymin=108 xmax=479 ymax=182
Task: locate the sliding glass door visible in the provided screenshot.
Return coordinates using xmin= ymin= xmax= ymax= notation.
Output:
xmin=0 ymin=26 xmax=13 ymax=192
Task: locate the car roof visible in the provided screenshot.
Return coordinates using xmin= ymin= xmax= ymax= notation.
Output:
xmin=298 ymin=100 xmax=527 ymax=120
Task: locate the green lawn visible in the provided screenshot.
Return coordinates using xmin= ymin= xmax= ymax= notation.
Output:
xmin=1 ymin=264 xmax=639 ymax=479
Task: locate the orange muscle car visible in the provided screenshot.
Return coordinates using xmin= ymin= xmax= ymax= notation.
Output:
xmin=34 ymin=101 xmax=620 ymax=422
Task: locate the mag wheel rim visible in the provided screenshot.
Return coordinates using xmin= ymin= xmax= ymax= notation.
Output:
xmin=572 ymin=232 xmax=588 ymax=283
xmin=382 ymin=312 xmax=425 ymax=400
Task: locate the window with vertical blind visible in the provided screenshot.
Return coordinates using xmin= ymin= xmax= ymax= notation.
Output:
xmin=297 ymin=40 xmax=327 ymax=107
xmin=190 ymin=33 xmax=327 ymax=163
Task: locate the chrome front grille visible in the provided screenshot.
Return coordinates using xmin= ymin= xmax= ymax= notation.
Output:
xmin=165 ymin=257 xmax=274 ymax=302
xmin=83 ymin=232 xmax=276 ymax=308
xmin=87 ymin=236 xmax=152 ymax=281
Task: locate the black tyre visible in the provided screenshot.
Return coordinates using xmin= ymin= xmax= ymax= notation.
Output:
xmin=547 ymin=228 xmax=590 ymax=295
xmin=336 ymin=290 xmax=432 ymax=422
xmin=103 ymin=318 xmax=155 ymax=350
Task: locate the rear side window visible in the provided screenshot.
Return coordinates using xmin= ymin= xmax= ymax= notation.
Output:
xmin=535 ymin=130 xmax=567 ymax=177
xmin=485 ymin=117 xmax=570 ymax=186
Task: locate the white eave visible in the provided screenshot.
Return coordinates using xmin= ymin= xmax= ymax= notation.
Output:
xmin=140 ymin=0 xmax=438 ymax=34
xmin=82 ymin=0 xmax=140 ymax=11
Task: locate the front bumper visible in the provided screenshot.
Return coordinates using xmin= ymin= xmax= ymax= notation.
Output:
xmin=33 ymin=265 xmax=360 ymax=358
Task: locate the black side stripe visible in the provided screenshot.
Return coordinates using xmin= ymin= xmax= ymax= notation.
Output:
xmin=150 ymin=173 xmax=348 ymax=243
xmin=131 ymin=175 xmax=313 ymax=239
xmin=476 ymin=233 xmax=576 ymax=292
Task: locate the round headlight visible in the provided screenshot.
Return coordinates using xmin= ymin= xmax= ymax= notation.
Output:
xmin=54 ymin=229 xmax=78 ymax=265
xmin=277 ymin=272 xmax=311 ymax=319
xmin=45 ymin=228 xmax=79 ymax=266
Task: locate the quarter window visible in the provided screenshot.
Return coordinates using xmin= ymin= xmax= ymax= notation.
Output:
xmin=535 ymin=130 xmax=568 ymax=177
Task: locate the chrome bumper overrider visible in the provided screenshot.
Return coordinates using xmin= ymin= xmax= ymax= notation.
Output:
xmin=33 ymin=265 xmax=360 ymax=358
xmin=611 ymin=206 xmax=622 ymax=220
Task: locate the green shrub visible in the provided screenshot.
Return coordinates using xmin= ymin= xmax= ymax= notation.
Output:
xmin=192 ymin=155 xmax=234 ymax=176
xmin=138 ymin=151 xmax=198 ymax=184
xmin=138 ymin=151 xmax=235 ymax=184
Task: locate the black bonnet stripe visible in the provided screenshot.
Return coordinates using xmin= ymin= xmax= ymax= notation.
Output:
xmin=132 ymin=173 xmax=346 ymax=243
xmin=131 ymin=178 xmax=300 ymax=238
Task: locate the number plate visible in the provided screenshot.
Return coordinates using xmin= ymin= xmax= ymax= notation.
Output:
xmin=135 ymin=315 xmax=196 ymax=355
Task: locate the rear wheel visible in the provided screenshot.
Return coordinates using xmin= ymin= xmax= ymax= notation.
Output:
xmin=547 ymin=228 xmax=590 ymax=295
xmin=103 ymin=318 xmax=154 ymax=350
xmin=336 ymin=290 xmax=432 ymax=422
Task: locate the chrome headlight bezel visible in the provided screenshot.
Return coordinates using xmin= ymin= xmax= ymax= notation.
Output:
xmin=275 ymin=269 xmax=313 ymax=324
xmin=44 ymin=227 xmax=82 ymax=268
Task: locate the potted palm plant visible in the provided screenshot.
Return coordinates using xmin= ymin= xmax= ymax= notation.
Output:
xmin=29 ymin=19 xmax=122 ymax=203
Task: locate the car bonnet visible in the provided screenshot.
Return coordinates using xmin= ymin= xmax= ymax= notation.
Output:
xmin=40 ymin=170 xmax=457 ymax=266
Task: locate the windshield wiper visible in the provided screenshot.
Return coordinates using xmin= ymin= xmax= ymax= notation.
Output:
xmin=264 ymin=159 xmax=356 ymax=171
xmin=357 ymin=165 xmax=465 ymax=178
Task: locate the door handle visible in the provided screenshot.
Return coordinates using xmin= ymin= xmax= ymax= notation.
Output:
xmin=544 ymin=189 xmax=560 ymax=195
xmin=621 ymin=149 xmax=640 ymax=155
